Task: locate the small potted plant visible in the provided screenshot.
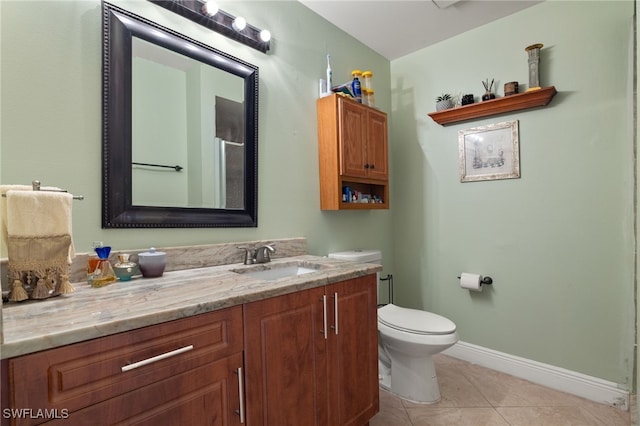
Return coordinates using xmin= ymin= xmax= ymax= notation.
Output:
xmin=435 ymin=94 xmax=454 ymax=111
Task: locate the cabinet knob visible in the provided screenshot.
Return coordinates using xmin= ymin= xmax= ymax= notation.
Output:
xmin=364 ymin=164 xmax=370 ymax=169
xmin=370 ymin=164 xmax=375 ymax=170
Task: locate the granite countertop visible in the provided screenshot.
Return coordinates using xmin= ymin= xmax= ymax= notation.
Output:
xmin=1 ymin=255 xmax=381 ymax=359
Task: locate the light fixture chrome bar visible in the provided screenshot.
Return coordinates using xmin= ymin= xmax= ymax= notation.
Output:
xmin=148 ymin=0 xmax=271 ymax=53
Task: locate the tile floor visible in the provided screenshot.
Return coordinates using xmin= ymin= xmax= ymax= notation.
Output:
xmin=370 ymin=354 xmax=631 ymax=426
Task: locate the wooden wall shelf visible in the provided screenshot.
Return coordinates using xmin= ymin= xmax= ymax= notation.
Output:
xmin=428 ymin=86 xmax=557 ymax=126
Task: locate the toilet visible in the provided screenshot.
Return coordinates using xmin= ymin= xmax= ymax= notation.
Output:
xmin=327 ymin=249 xmax=459 ymax=404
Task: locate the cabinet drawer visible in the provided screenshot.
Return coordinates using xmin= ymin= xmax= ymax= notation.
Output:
xmin=45 ymin=352 xmax=244 ymax=426
xmin=8 ymin=306 xmax=243 ymax=424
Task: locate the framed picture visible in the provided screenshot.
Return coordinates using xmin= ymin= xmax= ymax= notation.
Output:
xmin=458 ymin=120 xmax=520 ymax=182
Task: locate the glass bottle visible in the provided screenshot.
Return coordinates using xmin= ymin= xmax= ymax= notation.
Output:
xmin=89 ymin=245 xmax=117 ymax=287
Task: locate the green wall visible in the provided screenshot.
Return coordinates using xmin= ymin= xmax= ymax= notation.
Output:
xmin=0 ymin=1 xmax=394 ymax=273
xmin=1 ymin=0 xmax=637 ymax=391
xmin=390 ymin=1 xmax=635 ymax=387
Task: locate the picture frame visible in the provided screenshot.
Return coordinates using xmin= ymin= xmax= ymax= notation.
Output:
xmin=458 ymin=120 xmax=520 ymax=182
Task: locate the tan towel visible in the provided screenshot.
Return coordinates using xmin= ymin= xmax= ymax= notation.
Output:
xmin=1 ymin=184 xmax=32 ymax=250
xmin=4 ymin=189 xmax=76 ymax=300
xmin=0 ymin=184 xmax=64 ymax=250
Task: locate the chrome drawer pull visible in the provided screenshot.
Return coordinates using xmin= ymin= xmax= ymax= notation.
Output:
xmin=234 ymin=367 xmax=245 ymax=423
xmin=121 ymin=345 xmax=194 ymax=372
xmin=333 ymin=292 xmax=339 ymax=335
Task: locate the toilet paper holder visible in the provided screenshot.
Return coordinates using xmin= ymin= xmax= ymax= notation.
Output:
xmin=457 ymin=275 xmax=493 ymax=285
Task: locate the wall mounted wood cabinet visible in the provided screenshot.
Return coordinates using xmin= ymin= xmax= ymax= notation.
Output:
xmin=317 ymin=94 xmax=389 ymax=210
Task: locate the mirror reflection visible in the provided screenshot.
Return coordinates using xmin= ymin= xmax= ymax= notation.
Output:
xmin=131 ymin=37 xmax=245 ymax=209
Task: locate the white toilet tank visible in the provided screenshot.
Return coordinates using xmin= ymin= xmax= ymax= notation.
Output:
xmin=327 ymin=249 xmax=381 ymax=264
xmin=328 ymin=249 xmax=382 ymax=300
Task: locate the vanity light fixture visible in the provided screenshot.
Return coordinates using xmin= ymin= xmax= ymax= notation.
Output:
xmin=259 ymin=30 xmax=271 ymax=42
xmin=201 ymin=1 xmax=218 ymax=16
xmin=149 ymin=0 xmax=271 ymax=53
xmin=232 ymin=16 xmax=246 ymax=32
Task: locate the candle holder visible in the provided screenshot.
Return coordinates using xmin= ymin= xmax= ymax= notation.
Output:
xmin=525 ymin=43 xmax=543 ymax=92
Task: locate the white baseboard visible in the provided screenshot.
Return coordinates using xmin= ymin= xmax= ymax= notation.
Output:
xmin=443 ymin=341 xmax=629 ymax=411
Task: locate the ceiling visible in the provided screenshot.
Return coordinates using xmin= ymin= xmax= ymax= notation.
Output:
xmin=298 ymin=0 xmax=543 ymax=60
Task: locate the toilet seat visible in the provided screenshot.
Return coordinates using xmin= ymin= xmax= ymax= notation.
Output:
xmin=378 ymin=304 xmax=456 ymax=335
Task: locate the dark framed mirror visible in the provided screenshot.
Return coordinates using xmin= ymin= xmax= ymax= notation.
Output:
xmin=102 ymin=2 xmax=258 ymax=228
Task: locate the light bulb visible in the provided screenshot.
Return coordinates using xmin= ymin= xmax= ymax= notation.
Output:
xmin=201 ymin=1 xmax=218 ymax=16
xmin=259 ymin=29 xmax=271 ymax=42
xmin=232 ymin=16 xmax=246 ymax=31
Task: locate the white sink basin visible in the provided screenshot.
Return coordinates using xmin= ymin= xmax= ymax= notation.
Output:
xmin=232 ymin=263 xmax=324 ymax=281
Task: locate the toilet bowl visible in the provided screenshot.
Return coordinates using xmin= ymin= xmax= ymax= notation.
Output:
xmin=378 ymin=303 xmax=458 ymax=403
xmin=327 ymin=249 xmax=459 ymax=404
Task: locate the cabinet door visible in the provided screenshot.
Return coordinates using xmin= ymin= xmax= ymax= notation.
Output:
xmin=366 ymin=109 xmax=388 ymax=180
xmin=327 ymin=275 xmax=379 ymax=426
xmin=244 ymin=287 xmax=329 ymax=426
xmin=339 ymin=99 xmax=368 ymax=178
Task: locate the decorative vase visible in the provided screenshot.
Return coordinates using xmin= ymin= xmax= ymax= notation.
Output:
xmin=481 ymin=91 xmax=496 ymax=101
xmin=436 ymin=99 xmax=453 ymax=111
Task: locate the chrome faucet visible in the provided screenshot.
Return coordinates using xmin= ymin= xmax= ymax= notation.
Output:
xmin=254 ymin=244 xmax=276 ymax=264
xmin=237 ymin=244 xmax=276 ymax=265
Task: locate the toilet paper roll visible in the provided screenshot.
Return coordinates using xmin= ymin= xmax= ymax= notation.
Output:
xmin=460 ymin=273 xmax=483 ymax=292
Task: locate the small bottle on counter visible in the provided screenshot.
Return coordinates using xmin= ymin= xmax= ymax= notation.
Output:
xmin=89 ymin=245 xmax=117 ymax=288
xmin=113 ymin=253 xmax=138 ymax=281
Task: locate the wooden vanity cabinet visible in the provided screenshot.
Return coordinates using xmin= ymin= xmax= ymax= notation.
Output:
xmin=2 ymin=275 xmax=379 ymax=426
xmin=4 ymin=306 xmax=244 ymax=426
xmin=318 ymin=94 xmax=389 ymax=210
xmin=243 ymin=274 xmax=379 ymax=426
